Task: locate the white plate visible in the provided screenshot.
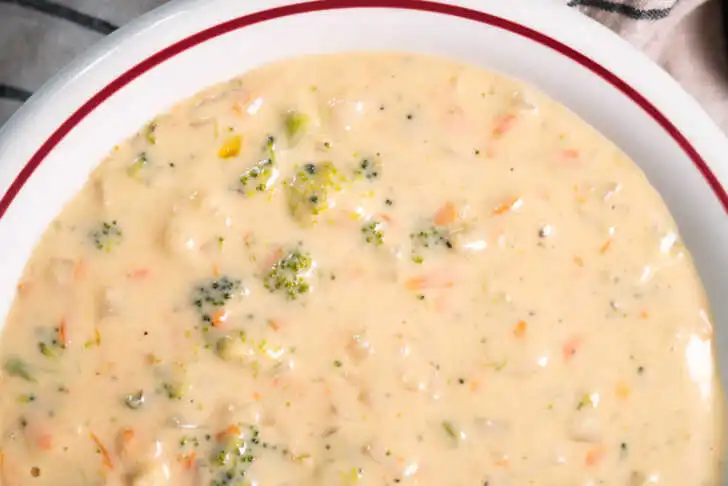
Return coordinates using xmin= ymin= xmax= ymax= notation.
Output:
xmin=0 ymin=0 xmax=726 ymax=475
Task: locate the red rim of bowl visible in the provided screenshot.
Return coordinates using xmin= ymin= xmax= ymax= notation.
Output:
xmin=1 ymin=0 xmax=727 ymax=219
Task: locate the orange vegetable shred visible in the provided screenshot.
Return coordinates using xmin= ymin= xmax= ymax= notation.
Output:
xmin=434 ymin=202 xmax=458 ymax=226
xmin=90 ymin=433 xmax=114 ymax=470
xmin=513 ymin=320 xmax=528 ymax=338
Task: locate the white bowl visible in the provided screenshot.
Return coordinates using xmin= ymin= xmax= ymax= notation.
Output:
xmin=0 ymin=0 xmax=727 ymax=475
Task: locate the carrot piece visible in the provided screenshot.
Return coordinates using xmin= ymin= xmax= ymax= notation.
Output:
xmin=73 ymin=259 xmax=87 ymax=281
xmin=119 ymin=428 xmax=134 ymax=443
xmin=562 ymin=149 xmax=580 ymax=160
xmin=16 ymin=282 xmax=29 ymax=296
xmin=212 ymin=264 xmax=221 ymax=277
xmin=36 ymin=433 xmax=53 ymax=451
xmin=492 ymin=113 xmax=516 ymax=137
xmin=599 ymin=239 xmax=613 ymax=254
xmin=58 ymin=319 xmax=68 ymax=347
xmin=0 ymin=449 xmax=8 ymax=486
xmin=585 ymin=445 xmax=606 ymax=467
xmin=494 ymin=457 xmax=510 ymax=467
xmin=640 ymin=311 xmax=649 ymax=319
xmin=126 ymin=268 xmax=150 ymax=279
xmin=513 ymin=320 xmax=528 ymax=338
xmin=90 ymin=433 xmax=114 ymax=470
xmin=492 ymin=197 xmax=520 ymax=215
xmin=434 ymin=202 xmax=458 ymax=226
xmin=115 ymin=427 xmax=135 ymax=456
xmin=262 ymin=247 xmax=284 ymax=270
xmin=268 ymin=320 xmax=281 ymax=332
xmin=216 ymin=425 xmax=241 ymax=442
xmin=615 ymin=382 xmax=632 ymax=399
xmin=211 ymin=310 xmax=228 ymax=328
xmin=376 ymin=213 xmax=394 ymax=224
xmin=180 ymin=451 xmax=197 ymax=470
xmin=563 ymin=337 xmax=581 ymax=361
xmin=405 ymin=274 xmax=454 ymax=291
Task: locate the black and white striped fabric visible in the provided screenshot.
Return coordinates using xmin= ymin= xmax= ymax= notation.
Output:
xmin=0 ymin=0 xmax=725 ymax=131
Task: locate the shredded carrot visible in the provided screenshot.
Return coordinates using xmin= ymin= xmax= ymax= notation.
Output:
xmin=494 ymin=458 xmax=510 ymax=467
xmin=615 ymin=382 xmax=632 ymax=399
xmin=405 ymin=274 xmax=454 ymax=291
xmin=252 ymin=392 xmax=262 ymax=400
xmin=73 ymin=259 xmax=87 ymax=281
xmin=268 ymin=320 xmax=281 ymax=332
xmin=115 ymin=427 xmax=135 ymax=456
xmin=16 ymin=282 xmax=29 ymax=296
xmin=376 ymin=213 xmax=394 ymax=224
xmin=90 ymin=433 xmax=113 ymax=470
xmin=216 ymin=425 xmax=241 ymax=441
xmin=212 ymin=264 xmax=221 ymax=277
xmin=126 ymin=268 xmax=150 ymax=279
xmin=180 ymin=451 xmax=197 ymax=470
xmin=599 ymin=239 xmax=613 ymax=254
xmin=119 ymin=428 xmax=134 ymax=444
xmin=492 ymin=197 xmax=520 ymax=215
xmin=640 ymin=311 xmax=649 ymax=319
xmin=562 ymin=149 xmax=580 ymax=160
xmin=58 ymin=319 xmax=67 ymax=347
xmin=243 ymin=231 xmax=255 ymax=246
xmin=513 ymin=320 xmax=528 ymax=338
xmin=585 ymin=445 xmax=606 ymax=467
xmin=573 ymin=256 xmax=585 ymax=268
xmin=563 ymin=337 xmax=581 ymax=361
xmin=492 ymin=113 xmax=517 ymax=137
xmin=433 ymin=202 xmax=458 ymax=226
xmin=0 ymin=449 xmax=7 ymax=486
xmin=262 ymin=247 xmax=284 ymax=270
xmin=211 ymin=310 xmax=228 ymax=328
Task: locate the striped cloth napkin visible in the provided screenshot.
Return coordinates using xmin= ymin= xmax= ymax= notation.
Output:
xmin=0 ymin=0 xmax=726 ymax=132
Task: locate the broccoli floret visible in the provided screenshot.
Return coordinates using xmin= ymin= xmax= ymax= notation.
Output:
xmin=36 ymin=326 xmax=65 ymax=359
xmin=145 ymin=120 xmax=158 ymax=145
xmin=3 ymin=357 xmax=36 ymax=383
xmin=239 ymin=159 xmax=276 ymax=195
xmin=162 ymin=381 xmax=188 ymax=400
xmin=355 ymin=157 xmax=381 ymax=180
xmin=263 ymin=249 xmax=313 ymax=300
xmin=284 ymin=111 xmax=311 ymax=147
xmin=410 ymin=226 xmax=453 ymax=263
xmin=361 ymin=221 xmax=384 ymax=246
xmin=191 ymin=276 xmax=243 ymax=324
xmin=215 ymin=332 xmax=251 ymax=362
xmin=209 ymin=425 xmax=261 ymax=486
xmin=90 ymin=220 xmax=123 ymax=251
xmin=286 ymin=162 xmax=343 ymax=225
xmin=238 ymin=136 xmax=279 ymax=196
xmin=126 ymin=152 xmax=149 ymax=179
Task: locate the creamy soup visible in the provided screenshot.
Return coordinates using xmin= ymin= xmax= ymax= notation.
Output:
xmin=0 ymin=54 xmax=723 ymax=486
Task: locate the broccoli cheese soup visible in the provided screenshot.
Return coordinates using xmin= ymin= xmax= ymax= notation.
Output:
xmin=0 ymin=53 xmax=723 ymax=486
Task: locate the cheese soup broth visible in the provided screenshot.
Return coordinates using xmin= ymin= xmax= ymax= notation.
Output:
xmin=0 ymin=53 xmax=722 ymax=486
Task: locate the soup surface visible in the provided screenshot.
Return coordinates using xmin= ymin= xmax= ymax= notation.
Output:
xmin=0 ymin=54 xmax=723 ymax=485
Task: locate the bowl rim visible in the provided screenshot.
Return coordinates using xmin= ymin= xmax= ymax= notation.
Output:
xmin=0 ymin=0 xmax=726 ymax=219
